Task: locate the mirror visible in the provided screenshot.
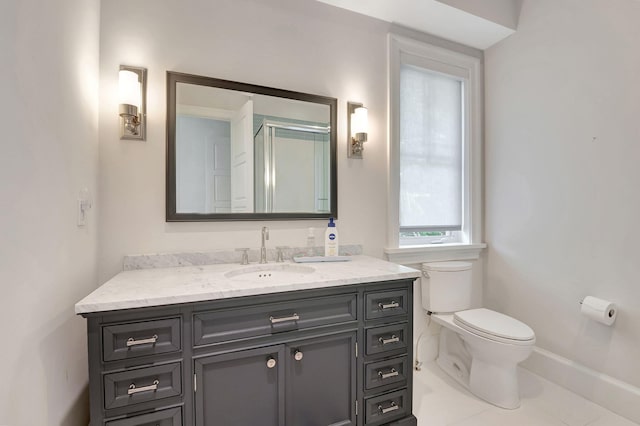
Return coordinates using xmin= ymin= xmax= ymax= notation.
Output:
xmin=166 ymin=71 xmax=337 ymax=221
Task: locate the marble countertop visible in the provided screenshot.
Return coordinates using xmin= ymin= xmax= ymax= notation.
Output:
xmin=75 ymin=255 xmax=421 ymax=314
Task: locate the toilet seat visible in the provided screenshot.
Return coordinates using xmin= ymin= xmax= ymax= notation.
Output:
xmin=454 ymin=308 xmax=535 ymax=346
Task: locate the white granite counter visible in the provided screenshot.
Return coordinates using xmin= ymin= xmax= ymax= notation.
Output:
xmin=75 ymin=255 xmax=420 ymax=314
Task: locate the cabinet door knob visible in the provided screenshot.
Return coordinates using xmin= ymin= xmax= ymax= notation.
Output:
xmin=266 ymin=357 xmax=277 ymax=369
xmin=294 ymin=350 xmax=303 ymax=361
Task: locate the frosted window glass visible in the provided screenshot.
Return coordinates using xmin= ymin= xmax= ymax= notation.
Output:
xmin=399 ymin=64 xmax=462 ymax=230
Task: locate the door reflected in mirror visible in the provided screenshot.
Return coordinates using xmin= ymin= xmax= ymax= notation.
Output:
xmin=167 ymin=72 xmax=337 ymax=221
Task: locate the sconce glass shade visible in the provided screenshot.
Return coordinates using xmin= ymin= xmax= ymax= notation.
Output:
xmin=118 ymin=70 xmax=141 ymax=109
xmin=351 ymin=107 xmax=368 ymax=137
xmin=118 ymin=66 xmax=146 ymax=140
xmin=347 ymin=102 xmax=367 ymax=159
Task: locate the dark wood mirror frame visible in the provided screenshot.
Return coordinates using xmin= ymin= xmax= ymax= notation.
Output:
xmin=166 ymin=71 xmax=338 ymax=222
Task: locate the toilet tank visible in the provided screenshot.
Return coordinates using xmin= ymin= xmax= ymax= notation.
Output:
xmin=421 ymin=261 xmax=472 ymax=313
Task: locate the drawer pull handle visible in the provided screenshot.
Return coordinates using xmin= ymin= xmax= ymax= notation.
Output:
xmin=378 ymin=401 xmax=399 ymax=414
xmin=378 ymin=301 xmax=400 ymax=310
xmin=379 ymin=334 xmax=400 ymax=345
xmin=269 ymin=313 xmax=300 ymax=324
xmin=127 ymin=379 xmax=159 ymax=395
xmin=378 ymin=368 xmax=399 ymax=379
xmin=293 ymin=350 xmax=304 ymax=361
xmin=126 ymin=334 xmax=158 ymax=347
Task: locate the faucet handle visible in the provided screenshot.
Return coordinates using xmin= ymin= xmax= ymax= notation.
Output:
xmin=235 ymin=248 xmax=250 ymax=265
xmin=275 ymin=246 xmax=288 ymax=263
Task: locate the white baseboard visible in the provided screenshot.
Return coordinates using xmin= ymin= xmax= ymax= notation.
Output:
xmin=522 ymin=346 xmax=640 ymax=424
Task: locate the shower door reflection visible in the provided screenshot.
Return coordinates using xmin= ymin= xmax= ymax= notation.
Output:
xmin=254 ymin=120 xmax=330 ymax=213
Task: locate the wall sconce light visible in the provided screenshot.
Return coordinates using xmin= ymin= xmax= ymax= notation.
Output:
xmin=347 ymin=102 xmax=368 ymax=158
xmin=118 ymin=65 xmax=147 ymax=140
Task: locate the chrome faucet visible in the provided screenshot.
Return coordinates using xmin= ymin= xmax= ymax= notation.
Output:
xmin=260 ymin=226 xmax=269 ymax=264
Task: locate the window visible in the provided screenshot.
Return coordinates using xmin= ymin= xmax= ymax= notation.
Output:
xmin=399 ymin=64 xmax=463 ymax=245
xmin=386 ymin=35 xmax=484 ymax=261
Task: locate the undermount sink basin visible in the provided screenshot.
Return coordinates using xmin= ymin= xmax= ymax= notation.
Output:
xmin=224 ymin=263 xmax=316 ymax=281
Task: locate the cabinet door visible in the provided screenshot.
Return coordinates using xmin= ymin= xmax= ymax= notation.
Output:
xmin=286 ymin=332 xmax=357 ymax=426
xmin=194 ymin=345 xmax=284 ymax=426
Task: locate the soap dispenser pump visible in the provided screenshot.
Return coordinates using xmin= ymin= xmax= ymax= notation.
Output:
xmin=324 ymin=217 xmax=339 ymax=257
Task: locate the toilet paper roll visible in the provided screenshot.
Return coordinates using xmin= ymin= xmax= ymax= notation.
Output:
xmin=581 ymin=296 xmax=617 ymax=326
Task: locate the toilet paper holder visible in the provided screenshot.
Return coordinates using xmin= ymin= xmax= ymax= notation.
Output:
xmin=579 ymin=296 xmax=617 ymax=325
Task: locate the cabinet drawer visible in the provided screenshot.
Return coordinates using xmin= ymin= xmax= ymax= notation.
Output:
xmin=365 ymin=289 xmax=408 ymax=320
xmin=193 ymin=293 xmax=357 ymax=346
xmin=104 ymin=362 xmax=182 ymax=410
xmin=102 ymin=318 xmax=181 ymax=362
xmin=365 ymin=323 xmax=408 ymax=356
xmin=365 ymin=355 xmax=409 ymax=390
xmin=105 ymin=406 xmax=182 ymax=426
xmin=364 ymin=389 xmax=409 ymax=425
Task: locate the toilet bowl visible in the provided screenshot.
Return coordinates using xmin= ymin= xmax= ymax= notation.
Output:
xmin=431 ymin=309 xmax=535 ymax=409
xmin=421 ymin=262 xmax=536 ymax=409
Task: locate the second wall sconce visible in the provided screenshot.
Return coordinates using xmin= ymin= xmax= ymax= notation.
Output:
xmin=118 ymin=65 xmax=147 ymax=140
xmin=347 ymin=102 xmax=368 ymax=158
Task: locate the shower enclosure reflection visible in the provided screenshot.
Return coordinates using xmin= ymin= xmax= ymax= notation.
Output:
xmin=254 ymin=120 xmax=330 ymax=213
xmin=167 ymin=72 xmax=337 ymax=221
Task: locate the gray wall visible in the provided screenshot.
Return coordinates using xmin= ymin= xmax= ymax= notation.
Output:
xmin=97 ymin=0 xmax=477 ymax=283
xmin=485 ymin=0 xmax=640 ymax=389
xmin=0 ymin=0 xmax=100 ymax=424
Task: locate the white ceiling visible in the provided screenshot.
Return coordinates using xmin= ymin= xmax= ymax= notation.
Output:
xmin=315 ymin=0 xmax=520 ymax=50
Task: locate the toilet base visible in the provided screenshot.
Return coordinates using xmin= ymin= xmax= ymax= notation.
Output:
xmin=469 ymin=359 xmax=520 ymax=409
xmin=436 ymin=328 xmax=471 ymax=388
xmin=436 ymin=326 xmax=525 ymax=410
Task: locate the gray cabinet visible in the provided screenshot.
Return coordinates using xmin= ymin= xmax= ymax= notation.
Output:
xmin=194 ymin=332 xmax=356 ymax=426
xmin=193 ymin=293 xmax=356 ymax=346
xmin=104 ymin=362 xmax=182 ymax=410
xmin=105 ymin=407 xmax=182 ymax=426
xmin=82 ymin=279 xmax=416 ymax=425
xmin=195 ymin=345 xmax=284 ymax=426
xmin=102 ymin=317 xmax=181 ymax=361
xmin=285 ymin=333 xmax=356 ymax=426
xmin=362 ymin=287 xmax=415 ymax=426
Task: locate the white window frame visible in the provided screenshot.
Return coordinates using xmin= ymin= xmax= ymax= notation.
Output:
xmin=385 ymin=34 xmax=485 ymax=264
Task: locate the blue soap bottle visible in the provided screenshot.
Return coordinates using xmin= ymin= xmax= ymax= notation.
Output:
xmin=324 ymin=217 xmax=339 ymax=257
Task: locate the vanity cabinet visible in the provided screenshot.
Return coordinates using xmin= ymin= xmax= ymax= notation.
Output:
xmin=83 ymin=279 xmax=417 ymax=426
xmin=195 ymin=332 xmax=356 ymax=426
xmin=194 ymin=345 xmax=284 ymax=425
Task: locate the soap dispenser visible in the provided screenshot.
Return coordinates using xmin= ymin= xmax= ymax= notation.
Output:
xmin=324 ymin=217 xmax=339 ymax=257
xmin=306 ymin=227 xmax=315 ymax=256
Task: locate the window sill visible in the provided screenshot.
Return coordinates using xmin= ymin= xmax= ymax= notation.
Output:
xmin=384 ymin=243 xmax=487 ymax=265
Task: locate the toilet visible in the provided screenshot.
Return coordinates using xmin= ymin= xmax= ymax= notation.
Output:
xmin=421 ymin=261 xmax=535 ymax=409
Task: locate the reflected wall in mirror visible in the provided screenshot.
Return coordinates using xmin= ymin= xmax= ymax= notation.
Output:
xmin=166 ymin=72 xmax=337 ymax=221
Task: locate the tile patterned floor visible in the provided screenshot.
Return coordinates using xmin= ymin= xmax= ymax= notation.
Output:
xmin=413 ymin=362 xmax=639 ymax=426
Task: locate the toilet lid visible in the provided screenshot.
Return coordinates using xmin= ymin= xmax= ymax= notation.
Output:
xmin=454 ymin=308 xmax=535 ymax=343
